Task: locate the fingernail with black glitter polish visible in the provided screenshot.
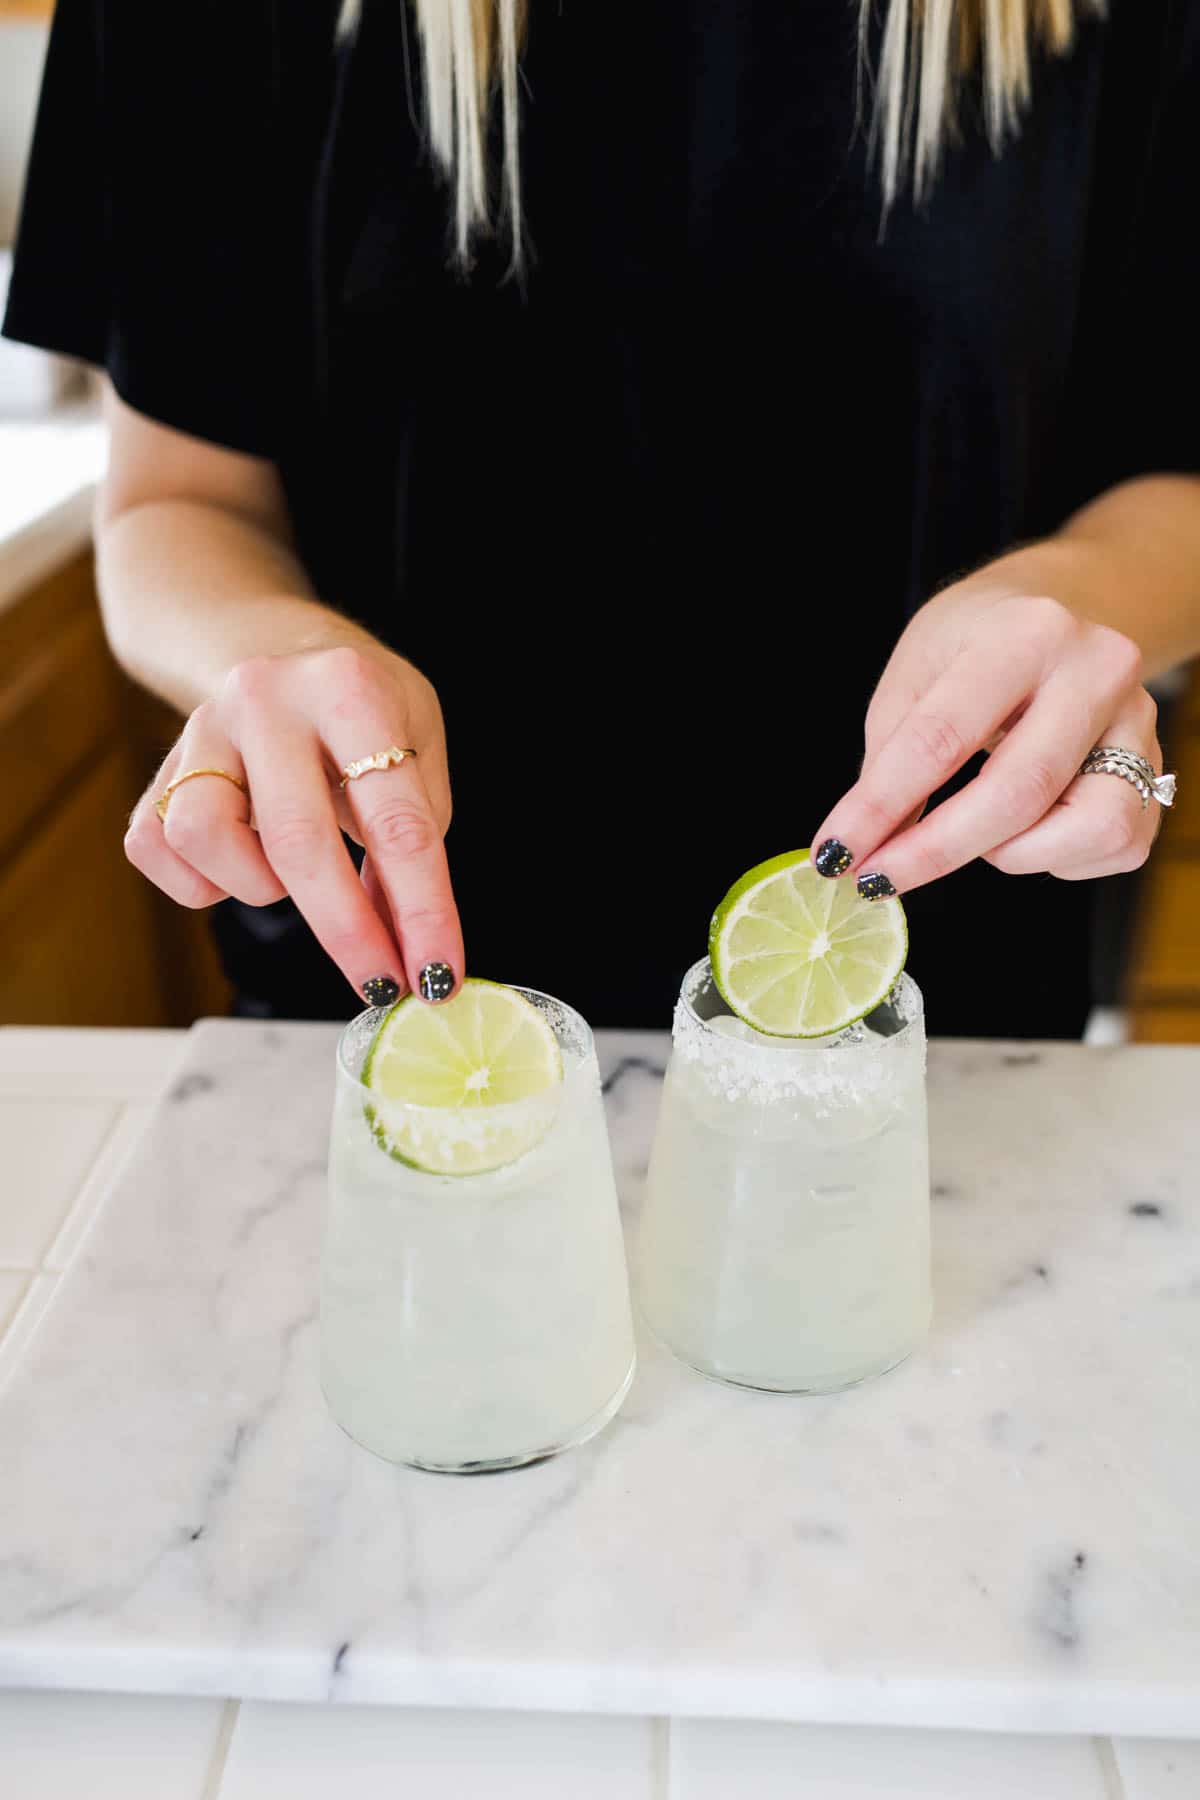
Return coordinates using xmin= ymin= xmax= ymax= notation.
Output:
xmin=814 ymin=838 xmax=853 ymax=878
xmin=419 ymin=962 xmax=456 ymax=1004
xmin=857 ymin=872 xmax=897 ymax=902
xmin=362 ymin=974 xmax=401 ymax=1008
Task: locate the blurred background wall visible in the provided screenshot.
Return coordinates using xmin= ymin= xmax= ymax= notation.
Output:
xmin=0 ymin=19 xmax=47 ymax=243
xmin=0 ymin=18 xmax=46 ymax=243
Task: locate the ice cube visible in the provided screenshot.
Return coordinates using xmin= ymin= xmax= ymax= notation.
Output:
xmin=709 ymin=1015 xmax=818 ymax=1051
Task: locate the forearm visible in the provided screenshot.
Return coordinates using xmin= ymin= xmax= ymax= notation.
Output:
xmin=949 ymin=474 xmax=1200 ymax=681
xmin=95 ymin=496 xmax=381 ymax=716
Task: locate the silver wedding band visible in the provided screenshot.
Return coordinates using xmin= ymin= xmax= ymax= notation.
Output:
xmin=1080 ymin=745 xmax=1177 ymax=812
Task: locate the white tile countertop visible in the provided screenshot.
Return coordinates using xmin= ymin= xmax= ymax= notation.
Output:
xmin=1 ymin=1021 xmax=1199 ymax=1798
xmin=0 ymin=400 xmax=106 ymax=614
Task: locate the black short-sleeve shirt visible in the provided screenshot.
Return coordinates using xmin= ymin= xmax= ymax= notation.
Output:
xmin=6 ymin=0 xmax=1198 ymax=1030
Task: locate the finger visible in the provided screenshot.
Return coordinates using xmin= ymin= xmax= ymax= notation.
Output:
xmin=327 ymin=734 xmax=464 ymax=1004
xmin=238 ymin=721 xmax=406 ymax=1004
xmin=362 ymin=857 xmax=411 ymax=992
xmin=861 ymin=666 xmax=932 ymax=768
xmin=331 ymin=723 xmax=451 ymax=843
xmin=860 ymin=601 xmax=961 ymax=761
xmin=811 ymin=640 xmax=1045 ymax=880
xmin=158 ymin=717 xmax=285 ymax=908
xmin=854 ymin=669 xmax=1109 ymax=895
xmin=123 ymin=743 xmax=228 ymax=910
xmin=987 ymin=696 xmax=1161 ymax=880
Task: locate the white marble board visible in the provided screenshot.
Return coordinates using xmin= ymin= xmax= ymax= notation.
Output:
xmin=1 ymin=1020 xmax=1197 ymax=1736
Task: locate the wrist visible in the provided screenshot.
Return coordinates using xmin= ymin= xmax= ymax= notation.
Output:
xmin=276 ymin=608 xmax=388 ymax=666
xmin=938 ymin=537 xmax=1135 ymax=646
xmin=199 ymin=600 xmax=390 ymax=704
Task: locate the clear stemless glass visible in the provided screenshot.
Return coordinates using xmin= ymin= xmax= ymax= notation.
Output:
xmin=322 ymin=989 xmax=637 ymax=1472
xmin=637 ymin=958 xmax=931 ymax=1393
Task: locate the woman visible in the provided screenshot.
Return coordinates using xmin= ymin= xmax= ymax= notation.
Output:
xmin=5 ymin=0 xmax=1197 ymax=1032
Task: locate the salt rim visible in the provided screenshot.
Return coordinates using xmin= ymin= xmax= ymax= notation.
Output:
xmin=337 ymin=987 xmax=591 ymax=1176
xmin=340 ymin=986 xmax=591 ymax=1090
xmin=672 ymin=958 xmax=926 ymax=1114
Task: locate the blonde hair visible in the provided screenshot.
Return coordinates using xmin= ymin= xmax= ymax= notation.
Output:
xmin=871 ymin=0 xmax=1104 ymax=205
xmin=338 ymin=0 xmax=1102 ymax=261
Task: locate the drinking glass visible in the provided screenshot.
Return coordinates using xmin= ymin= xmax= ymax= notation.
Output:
xmin=637 ymin=958 xmax=930 ymax=1393
xmin=322 ymin=989 xmax=637 ymax=1471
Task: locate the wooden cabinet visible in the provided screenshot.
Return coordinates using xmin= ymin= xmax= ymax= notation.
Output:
xmin=1129 ymin=667 xmax=1200 ymax=1041
xmin=0 ymin=552 xmax=230 ymax=1026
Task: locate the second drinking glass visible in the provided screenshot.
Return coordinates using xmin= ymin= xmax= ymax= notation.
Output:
xmin=637 ymin=958 xmax=931 ymax=1393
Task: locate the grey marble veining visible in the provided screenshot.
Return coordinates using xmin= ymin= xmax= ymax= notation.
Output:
xmin=1 ymin=1021 xmax=1198 ymax=1733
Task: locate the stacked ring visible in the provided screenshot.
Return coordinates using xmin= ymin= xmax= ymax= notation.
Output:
xmin=339 ymin=745 xmax=419 ymax=788
xmin=1080 ymin=745 xmax=1176 ymax=812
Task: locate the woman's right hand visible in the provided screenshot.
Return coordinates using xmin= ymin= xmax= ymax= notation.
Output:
xmin=125 ymin=642 xmax=463 ymax=1006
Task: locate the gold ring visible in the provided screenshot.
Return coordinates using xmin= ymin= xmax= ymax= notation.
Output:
xmin=339 ymin=745 xmax=419 ymax=788
xmin=155 ymin=767 xmax=248 ymax=823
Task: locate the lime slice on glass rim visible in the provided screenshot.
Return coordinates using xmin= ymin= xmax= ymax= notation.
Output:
xmin=362 ymin=979 xmax=564 ymax=1176
xmin=708 ymin=849 xmax=908 ymax=1039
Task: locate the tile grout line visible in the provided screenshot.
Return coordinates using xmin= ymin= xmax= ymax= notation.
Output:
xmin=0 ymin=1273 xmax=59 ymax=1393
xmin=652 ymin=1717 xmax=673 ymax=1800
xmin=43 ymin=1097 xmax=168 ymax=1276
xmin=0 ymin=1270 xmax=33 ymax=1348
xmin=40 ymin=1100 xmax=133 ymax=1273
xmin=0 ymin=1094 xmax=125 ymax=1277
xmin=1094 ymin=1736 xmax=1128 ymax=1800
xmin=198 ymin=1698 xmax=241 ymax=1800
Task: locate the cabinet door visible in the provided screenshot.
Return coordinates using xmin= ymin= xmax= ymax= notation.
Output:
xmin=1129 ymin=669 xmax=1200 ymax=1042
xmin=0 ymin=743 xmax=171 ymax=1025
xmin=0 ymin=551 xmax=230 ymax=1026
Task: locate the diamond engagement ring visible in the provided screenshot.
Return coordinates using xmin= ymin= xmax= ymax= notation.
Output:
xmin=1080 ymin=745 xmax=1176 ymax=812
xmin=339 ymin=745 xmax=419 ymax=788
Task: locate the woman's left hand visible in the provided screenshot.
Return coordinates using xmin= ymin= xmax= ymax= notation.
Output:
xmin=812 ymin=571 xmax=1163 ymax=895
